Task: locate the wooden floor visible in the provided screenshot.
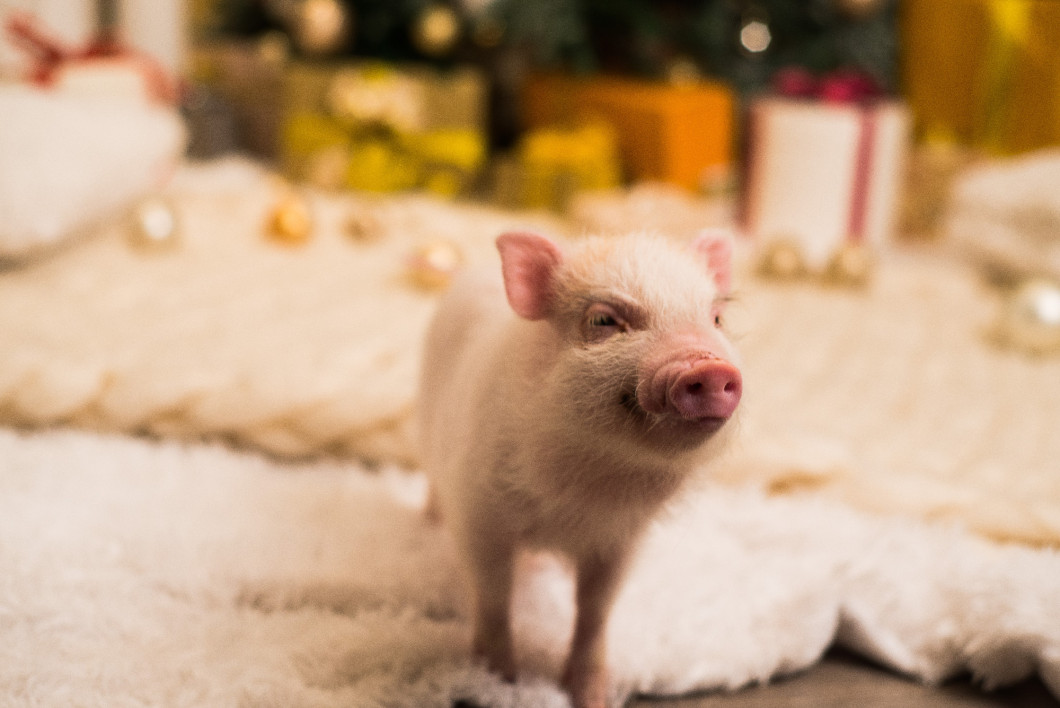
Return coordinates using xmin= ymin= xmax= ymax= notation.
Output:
xmin=631 ymin=650 xmax=1058 ymax=708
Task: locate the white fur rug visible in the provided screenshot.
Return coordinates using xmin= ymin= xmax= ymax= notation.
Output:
xmin=2 ymin=427 xmax=1058 ymax=707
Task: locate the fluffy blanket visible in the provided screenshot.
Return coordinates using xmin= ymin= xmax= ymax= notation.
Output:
xmin=0 ymin=159 xmax=564 ymax=464
xmin=2 ymin=427 xmax=1058 ymax=706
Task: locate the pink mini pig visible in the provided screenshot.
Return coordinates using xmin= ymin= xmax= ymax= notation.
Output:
xmin=419 ymin=230 xmax=742 ymax=708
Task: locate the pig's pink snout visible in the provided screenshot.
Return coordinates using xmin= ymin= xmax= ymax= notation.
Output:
xmin=642 ymin=357 xmax=742 ymax=423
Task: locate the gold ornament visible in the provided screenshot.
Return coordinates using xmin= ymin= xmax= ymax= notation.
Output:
xmin=994 ymin=279 xmax=1060 ymax=355
xmin=129 ymin=196 xmax=180 ymax=251
xmin=290 ymin=0 xmax=352 ymax=57
xmin=757 ymin=239 xmax=806 ymax=280
xmin=327 ymin=67 xmax=423 ymax=132
xmin=471 ymin=16 xmax=504 ymax=48
xmin=267 ymin=192 xmax=314 ymax=245
xmin=412 ymin=4 xmax=460 ymax=57
xmin=823 ymin=242 xmax=874 ymax=288
xmin=667 ymin=57 xmax=702 ymax=86
xmin=256 ymin=31 xmax=290 ymax=66
xmin=834 ymin=0 xmax=886 ymax=20
xmin=407 ymin=240 xmax=463 ymax=290
xmin=345 ymin=209 xmax=384 ymax=244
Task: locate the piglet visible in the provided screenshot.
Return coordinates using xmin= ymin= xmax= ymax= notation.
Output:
xmin=418 ymin=230 xmax=742 ymax=708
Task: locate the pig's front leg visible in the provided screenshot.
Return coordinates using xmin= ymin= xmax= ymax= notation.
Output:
xmin=467 ymin=529 xmax=518 ymax=681
xmin=562 ymin=548 xmax=632 ymax=708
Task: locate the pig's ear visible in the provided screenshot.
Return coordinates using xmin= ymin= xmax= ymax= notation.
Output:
xmin=691 ymin=229 xmax=733 ymax=296
xmin=496 ymin=231 xmax=564 ymax=320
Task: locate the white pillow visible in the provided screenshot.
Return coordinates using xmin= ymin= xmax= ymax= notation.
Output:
xmin=0 ymin=82 xmax=186 ymax=260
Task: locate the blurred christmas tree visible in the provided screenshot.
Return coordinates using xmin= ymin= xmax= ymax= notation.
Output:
xmin=210 ymin=0 xmax=489 ymax=64
xmin=209 ymin=0 xmax=898 ymax=93
xmin=490 ymin=0 xmax=898 ymax=92
xmin=203 ymin=0 xmax=897 ymax=150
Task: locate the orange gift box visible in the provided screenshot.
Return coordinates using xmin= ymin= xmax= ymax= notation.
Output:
xmin=522 ymin=74 xmax=735 ymax=191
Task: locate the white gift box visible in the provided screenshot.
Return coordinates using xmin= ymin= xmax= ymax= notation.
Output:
xmin=0 ymin=15 xmax=185 ymax=261
xmin=741 ymin=96 xmax=910 ymax=269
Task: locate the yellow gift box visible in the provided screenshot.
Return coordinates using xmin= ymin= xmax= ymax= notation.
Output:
xmin=515 ymin=122 xmax=622 ymax=210
xmin=280 ymin=61 xmax=487 ymax=195
xmin=901 ymin=0 xmax=1060 ymax=154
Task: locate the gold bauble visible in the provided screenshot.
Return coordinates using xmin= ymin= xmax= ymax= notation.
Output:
xmin=994 ymin=279 xmax=1060 ymax=355
xmin=667 ymin=57 xmax=702 ymax=86
xmin=129 ymin=196 xmax=180 ymax=251
xmin=757 ymin=239 xmax=806 ymax=280
xmin=407 ymin=240 xmax=463 ymax=290
xmin=823 ymin=242 xmax=874 ymax=288
xmin=834 ymin=0 xmax=887 ymax=19
xmin=412 ymin=4 xmax=460 ymax=57
xmin=471 ymin=16 xmax=504 ymax=48
xmin=267 ymin=193 xmax=314 ymax=245
xmin=345 ymin=209 xmax=384 ymax=244
xmin=257 ymin=30 xmax=291 ymax=66
xmin=291 ymin=0 xmax=351 ymax=57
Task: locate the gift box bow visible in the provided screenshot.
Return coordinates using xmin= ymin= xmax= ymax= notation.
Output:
xmin=772 ymin=67 xmax=885 ymax=105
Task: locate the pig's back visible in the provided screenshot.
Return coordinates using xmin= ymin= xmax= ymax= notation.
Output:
xmin=421 ymin=268 xmax=506 ymax=381
xmin=418 ymin=267 xmax=514 ymax=481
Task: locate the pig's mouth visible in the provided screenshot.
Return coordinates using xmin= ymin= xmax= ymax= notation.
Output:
xmin=688 ymin=416 xmax=729 ymax=434
xmin=619 ymin=391 xmax=644 ymax=418
xmin=619 ymin=391 xmax=729 ymax=439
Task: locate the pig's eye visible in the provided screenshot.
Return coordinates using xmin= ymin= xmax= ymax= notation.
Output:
xmin=584 ymin=304 xmax=626 ymax=340
xmin=589 ymin=313 xmax=619 ymax=328
xmin=711 ymin=303 xmax=727 ymax=328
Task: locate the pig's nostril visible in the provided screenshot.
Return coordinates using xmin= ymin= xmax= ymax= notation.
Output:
xmin=666 ymin=361 xmax=742 ymax=422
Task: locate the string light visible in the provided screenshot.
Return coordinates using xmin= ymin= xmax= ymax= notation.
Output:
xmin=740 ymin=19 xmax=772 ymax=54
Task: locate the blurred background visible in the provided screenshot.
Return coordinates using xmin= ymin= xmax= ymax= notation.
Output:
xmin=2 ymin=0 xmax=1059 ymax=249
xmin=4 ymin=7 xmax=1060 ymax=702
xmin=3 ymin=0 xmax=1059 ymax=197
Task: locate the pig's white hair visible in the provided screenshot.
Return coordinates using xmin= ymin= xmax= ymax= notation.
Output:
xmin=554 ymin=231 xmax=723 ymax=330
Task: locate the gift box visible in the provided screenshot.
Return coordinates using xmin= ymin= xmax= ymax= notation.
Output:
xmin=192 ymin=43 xmax=488 ymax=195
xmin=505 ymin=121 xmax=622 ymax=211
xmin=189 ymin=41 xmax=286 ymax=158
xmin=280 ymin=61 xmax=488 ymax=195
xmin=901 ymin=0 xmax=1060 ymax=155
xmin=741 ymin=83 xmax=910 ymax=269
xmin=522 ymin=73 xmax=734 ymax=191
xmin=0 ymin=14 xmax=185 ymax=261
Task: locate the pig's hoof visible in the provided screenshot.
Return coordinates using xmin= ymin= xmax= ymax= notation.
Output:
xmin=472 ymin=640 xmax=516 ymax=683
xmin=563 ymin=667 xmax=612 ymax=708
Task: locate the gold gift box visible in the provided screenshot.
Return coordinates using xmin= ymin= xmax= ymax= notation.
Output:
xmin=901 ymin=0 xmax=1060 ymax=155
